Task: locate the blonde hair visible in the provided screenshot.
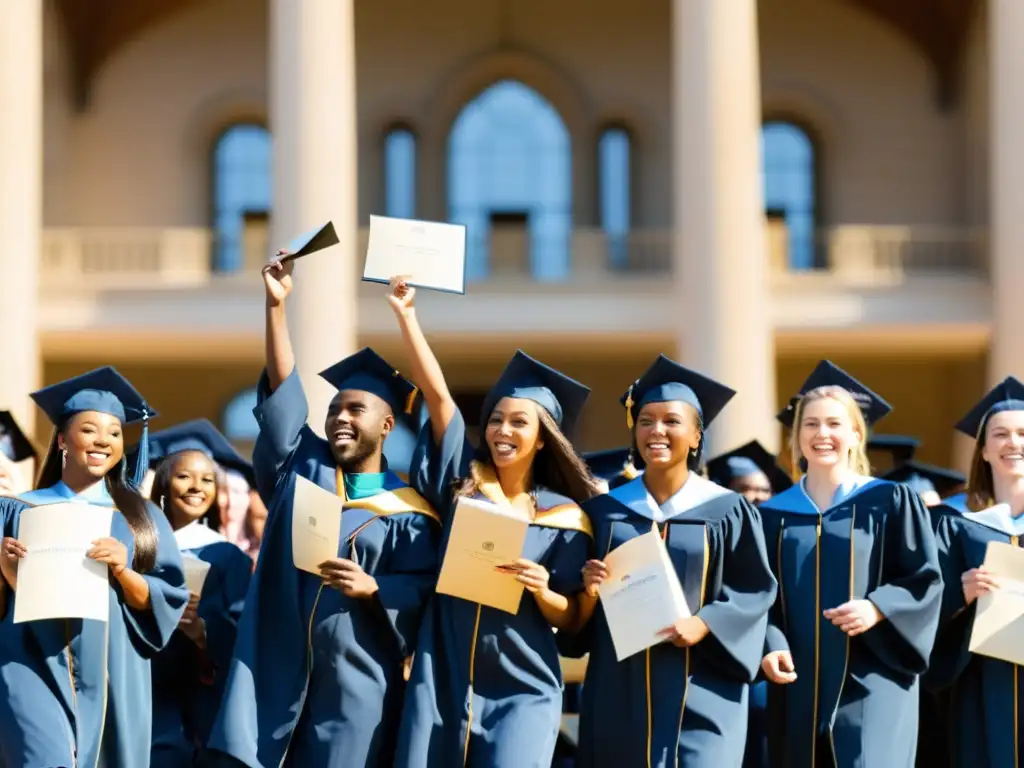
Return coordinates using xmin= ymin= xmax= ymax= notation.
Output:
xmin=788 ymin=386 xmax=871 ymax=477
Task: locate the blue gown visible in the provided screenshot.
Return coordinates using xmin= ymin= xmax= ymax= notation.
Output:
xmin=207 ymin=369 xmax=442 ymax=768
xmin=925 ymin=502 xmax=1024 ymax=767
xmin=151 ymin=522 xmax=252 ymax=768
xmin=0 ymin=481 xmax=188 ymax=768
xmin=759 ymin=477 xmax=943 ymax=768
xmin=394 ymin=409 xmax=594 ymax=768
xmin=562 ymin=474 xmax=776 ymax=768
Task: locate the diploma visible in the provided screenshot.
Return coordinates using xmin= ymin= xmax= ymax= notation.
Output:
xmin=599 ymin=528 xmax=691 ymax=661
xmin=969 ymin=540 xmax=1024 ymax=665
xmin=435 ymin=496 xmax=529 ymax=613
xmin=362 ymin=214 xmax=467 ymax=294
xmin=291 ymin=475 xmax=343 ymax=574
xmin=14 ymin=502 xmax=114 ymax=624
xmin=180 ymin=553 xmax=212 ymax=596
xmin=278 ymin=221 xmax=339 ymax=263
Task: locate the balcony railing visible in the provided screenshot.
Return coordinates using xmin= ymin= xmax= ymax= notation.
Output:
xmin=39 ymin=223 xmax=988 ymax=289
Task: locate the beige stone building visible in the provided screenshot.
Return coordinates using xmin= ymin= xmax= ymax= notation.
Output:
xmin=0 ymin=0 xmax=1013 ymax=476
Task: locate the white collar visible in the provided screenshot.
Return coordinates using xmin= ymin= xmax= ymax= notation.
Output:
xmin=608 ymin=472 xmax=731 ymax=521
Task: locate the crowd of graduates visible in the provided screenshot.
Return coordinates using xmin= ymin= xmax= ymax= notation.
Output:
xmin=0 ymin=242 xmax=1020 ymax=768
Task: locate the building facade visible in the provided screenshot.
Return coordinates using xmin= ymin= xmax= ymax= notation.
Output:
xmin=0 ymin=0 xmax=1014 ymax=473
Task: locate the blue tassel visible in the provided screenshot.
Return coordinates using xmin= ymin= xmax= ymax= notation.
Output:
xmin=131 ymin=411 xmax=150 ymax=489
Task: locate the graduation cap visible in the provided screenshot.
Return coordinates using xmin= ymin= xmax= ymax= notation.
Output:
xmin=706 ymin=440 xmax=793 ymax=494
xmin=0 ymin=411 xmax=36 ymax=463
xmin=147 ymin=419 xmax=255 ymax=487
xmin=621 ymin=355 xmax=735 ymax=431
xmin=319 ymin=347 xmax=419 ymax=416
xmin=278 ymin=221 xmax=339 ymax=263
xmin=866 ymin=434 xmax=920 ymax=467
xmin=954 ymin=376 xmax=1024 ymax=439
xmin=30 ymin=366 xmax=157 ymax=487
xmin=776 ymin=361 xmax=892 ymax=430
xmin=583 ymin=448 xmax=643 ymax=488
xmin=882 ymin=460 xmax=966 ymax=498
xmin=482 ymin=351 xmax=590 ymax=438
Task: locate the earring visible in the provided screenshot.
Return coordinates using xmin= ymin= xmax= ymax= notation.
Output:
xmin=61 ymin=449 xmax=67 ymax=469
xmin=690 ymin=447 xmax=698 ymax=458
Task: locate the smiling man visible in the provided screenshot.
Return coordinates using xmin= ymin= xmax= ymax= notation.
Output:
xmin=206 ymin=254 xmax=442 ymax=768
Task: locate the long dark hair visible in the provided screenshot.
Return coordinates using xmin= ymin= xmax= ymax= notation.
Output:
xmin=150 ymin=452 xmax=223 ymax=530
xmin=36 ymin=425 xmax=159 ymax=573
xmin=455 ymin=407 xmax=601 ymax=504
xmin=966 ymin=426 xmax=996 ymax=512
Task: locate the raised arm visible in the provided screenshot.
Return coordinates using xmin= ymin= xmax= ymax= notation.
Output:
xmin=263 ymin=255 xmax=296 ymax=392
xmin=387 ymin=278 xmax=457 ymax=445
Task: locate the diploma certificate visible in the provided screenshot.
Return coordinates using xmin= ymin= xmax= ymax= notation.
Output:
xmin=600 ymin=529 xmax=691 ymax=661
xmin=291 ymin=475 xmax=343 ymax=575
xmin=362 ymin=215 xmax=467 ymax=294
xmin=435 ymin=496 xmax=529 ymax=613
xmin=14 ymin=502 xmax=114 ymax=624
xmin=970 ymin=540 xmax=1024 ymax=665
xmin=180 ymin=553 xmax=212 ymax=596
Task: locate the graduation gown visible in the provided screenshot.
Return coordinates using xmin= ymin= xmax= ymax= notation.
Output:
xmin=0 ymin=481 xmax=189 ymax=768
xmin=760 ymin=477 xmax=942 ymax=768
xmin=563 ymin=474 xmax=777 ymax=768
xmin=151 ymin=523 xmax=252 ymax=768
xmin=925 ymin=503 xmax=1024 ymax=767
xmin=394 ymin=409 xmax=593 ymax=768
xmin=207 ymin=369 xmax=442 ymax=768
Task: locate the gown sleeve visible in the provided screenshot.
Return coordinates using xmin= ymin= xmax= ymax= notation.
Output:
xmin=861 ymin=483 xmax=943 ymax=676
xmin=119 ymin=502 xmax=189 ymax=657
xmin=409 ymin=407 xmax=474 ymax=521
xmin=200 ymin=543 xmax=254 ymax=680
xmin=547 ymin=527 xmax=592 ymax=597
xmin=695 ymin=499 xmax=778 ymax=683
xmin=251 ymin=366 xmax=313 ymax=500
xmin=759 ymin=507 xmax=790 ymax=657
xmin=923 ymin=512 xmax=975 ymax=691
xmin=371 ymin=512 xmax=443 ymax=657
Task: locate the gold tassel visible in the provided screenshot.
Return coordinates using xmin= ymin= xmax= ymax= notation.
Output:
xmin=622 ymin=462 xmax=639 ymax=480
xmin=625 ymin=383 xmax=635 ymax=430
xmin=405 ymin=386 xmax=418 ymax=415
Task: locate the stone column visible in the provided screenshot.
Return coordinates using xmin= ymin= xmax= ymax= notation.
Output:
xmin=0 ymin=1 xmax=43 ymax=438
xmin=270 ymin=0 xmax=359 ymax=434
xmin=989 ymin=0 xmax=1024 ymax=385
xmin=672 ymin=0 xmax=777 ymax=455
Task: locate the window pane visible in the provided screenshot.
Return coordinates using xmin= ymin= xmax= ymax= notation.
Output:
xmin=761 ymin=122 xmax=815 ymax=269
xmin=448 ymin=80 xmax=572 ymax=281
xmin=599 ymin=128 xmax=631 ymax=267
xmin=384 ymin=128 xmax=416 ymax=219
xmin=213 ymin=124 xmax=272 ymax=272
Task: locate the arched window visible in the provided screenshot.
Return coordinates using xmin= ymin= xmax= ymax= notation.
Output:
xmin=383 ymin=126 xmax=417 ymax=219
xmin=212 ymin=123 xmax=272 ymax=272
xmin=222 ymin=387 xmax=259 ymax=443
xmin=761 ymin=121 xmax=816 ymax=269
xmin=448 ymin=80 xmax=572 ymax=281
xmin=598 ymin=126 xmax=632 ymax=268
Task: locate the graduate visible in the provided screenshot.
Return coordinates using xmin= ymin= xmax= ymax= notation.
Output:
xmin=565 ymin=356 xmax=777 ymax=768
xmin=206 ymin=255 xmax=442 ymax=768
xmin=583 ymin=447 xmax=643 ymax=492
xmin=883 ymin=462 xmax=967 ymax=508
xmin=0 ymin=367 xmax=189 ymax=768
xmin=759 ymin=360 xmax=942 ymax=768
xmin=387 ymin=277 xmax=601 ymax=768
xmin=145 ymin=419 xmax=254 ymax=768
xmin=0 ymin=410 xmax=36 ymax=495
xmin=925 ymin=376 xmax=1024 ymax=767
xmin=866 ymin=434 xmax=920 ymax=474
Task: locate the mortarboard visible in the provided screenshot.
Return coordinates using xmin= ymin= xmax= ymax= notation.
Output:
xmin=30 ymin=366 xmax=157 ymax=487
xmin=147 ymin=419 xmax=255 ymax=488
xmin=776 ymin=361 xmax=892 ymax=430
xmin=882 ymin=460 xmax=966 ymax=498
xmin=620 ymin=355 xmax=735 ymax=431
xmin=583 ymin=448 xmax=644 ymax=487
xmin=706 ymin=440 xmax=794 ymax=494
xmin=278 ymin=221 xmax=340 ymax=263
xmin=0 ymin=411 xmax=37 ymax=463
xmin=866 ymin=434 xmax=920 ymax=467
xmin=319 ymin=347 xmax=419 ymax=416
xmin=954 ymin=376 xmax=1024 ymax=439
xmin=482 ymin=351 xmax=591 ymax=438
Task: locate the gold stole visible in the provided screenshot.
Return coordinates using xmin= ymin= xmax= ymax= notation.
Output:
xmin=334 ymin=467 xmax=440 ymax=525
xmin=468 ymin=461 xmax=593 ymax=538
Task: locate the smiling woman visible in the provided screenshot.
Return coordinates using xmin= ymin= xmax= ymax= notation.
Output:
xmin=0 ymin=366 xmax=188 ymax=768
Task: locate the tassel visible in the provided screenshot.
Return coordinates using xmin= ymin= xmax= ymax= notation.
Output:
xmin=622 ymin=461 xmax=639 ymax=480
xmin=132 ymin=410 xmax=150 ymax=489
xmin=625 ymin=383 xmax=636 ymax=430
xmin=405 ymin=386 xmax=418 ymax=415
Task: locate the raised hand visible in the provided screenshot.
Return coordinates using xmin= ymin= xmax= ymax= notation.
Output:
xmin=262 ymin=252 xmax=295 ymax=307
xmin=387 ymin=275 xmax=416 ymax=316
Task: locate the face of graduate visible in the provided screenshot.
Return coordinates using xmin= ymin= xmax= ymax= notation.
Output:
xmin=485 ymin=397 xmax=545 ymax=468
xmin=634 ymin=401 xmax=701 ymax=469
xmin=730 ymin=471 xmax=773 ymax=507
xmin=798 ymin=397 xmax=860 ymax=471
xmin=325 ymin=390 xmax=394 ymax=467
xmin=981 ymin=410 xmax=1024 ymax=480
xmin=58 ymin=410 xmax=124 ymax=480
xmin=166 ymin=451 xmax=218 ymax=523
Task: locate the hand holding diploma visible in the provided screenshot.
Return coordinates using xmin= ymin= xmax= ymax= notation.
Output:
xmin=658 ymin=616 xmax=710 ymax=648
xmin=761 ymin=650 xmax=798 ymax=684
xmin=87 ymin=536 xmax=128 ymax=576
xmin=823 ymin=599 xmax=884 ymax=636
xmin=962 ymin=566 xmax=999 ymax=604
xmin=495 ymin=559 xmax=550 ymax=594
xmin=262 ymin=254 xmax=295 ymax=307
xmin=387 ymin=275 xmax=416 ymax=318
xmin=582 ymin=559 xmax=609 ymax=598
xmin=1 ymin=536 xmax=25 ymax=588
xmin=320 ymin=558 xmax=379 ymax=599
